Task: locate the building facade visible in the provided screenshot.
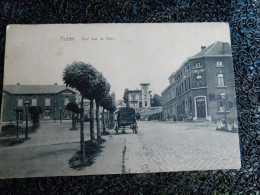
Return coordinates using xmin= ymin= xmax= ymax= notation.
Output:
xmin=162 ymin=42 xmax=237 ymax=122
xmin=1 ymin=84 xmax=78 ymax=123
xmin=127 ymin=83 xmax=151 ymax=110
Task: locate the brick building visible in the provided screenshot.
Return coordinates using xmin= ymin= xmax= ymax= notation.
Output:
xmin=1 ymin=84 xmax=78 ymax=123
xmin=127 ymin=83 xmax=151 ymax=110
xmin=162 ymin=41 xmax=237 ymax=122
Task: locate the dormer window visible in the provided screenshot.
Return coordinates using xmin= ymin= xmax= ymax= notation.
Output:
xmin=195 ymin=62 xmax=201 ymax=68
xmin=216 ymin=61 xmax=223 ymax=67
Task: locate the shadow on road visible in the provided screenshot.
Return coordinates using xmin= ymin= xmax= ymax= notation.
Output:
xmin=69 ymin=138 xmax=106 ymax=170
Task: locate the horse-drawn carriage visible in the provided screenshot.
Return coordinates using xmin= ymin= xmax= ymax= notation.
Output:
xmin=115 ymin=107 xmax=138 ymax=134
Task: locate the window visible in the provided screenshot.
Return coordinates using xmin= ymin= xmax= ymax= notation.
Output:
xmin=32 ymin=98 xmax=37 ymax=106
xmin=64 ymin=110 xmax=70 ymax=119
xmin=209 ymin=94 xmax=216 ymax=101
xmin=195 ymin=62 xmax=201 ymax=68
xmin=45 ymin=97 xmax=51 ymax=106
xmin=139 ymin=101 xmax=142 ymax=108
xmin=218 ymin=100 xmax=225 ymax=112
xmin=187 ymin=65 xmax=190 ymax=71
xmin=132 ymin=94 xmax=136 ymax=100
xmin=228 ymin=101 xmax=234 ymax=109
xmin=64 ymin=97 xmax=70 ymax=106
xmin=145 ymin=101 xmax=147 ymax=107
xmin=18 ymin=98 xmax=23 ymax=107
xmin=181 ymin=83 xmax=184 ymax=94
xmin=188 ymin=77 xmax=191 ymax=89
xmin=189 ymin=97 xmax=192 ymax=112
xmin=184 ymin=80 xmax=187 ymax=91
xmin=196 ymin=75 xmax=203 ymax=87
xmin=44 ymin=109 xmax=51 ymax=119
xmin=217 ymin=74 xmax=225 ymax=86
xmin=216 ymin=61 xmax=223 ymax=66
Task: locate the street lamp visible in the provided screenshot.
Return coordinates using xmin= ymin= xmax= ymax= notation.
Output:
xmin=59 ymin=106 xmax=62 ymax=123
xmin=220 ymin=93 xmax=228 ymax=130
xmin=24 ymin=100 xmax=30 ymax=139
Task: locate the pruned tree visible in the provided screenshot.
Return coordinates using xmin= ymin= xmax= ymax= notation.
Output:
xmin=15 ymin=107 xmax=23 ymax=139
xmin=123 ymin=88 xmax=129 ymax=107
xmin=94 ymin=72 xmax=111 ymax=139
xmin=66 ymin=102 xmax=79 ymax=130
xmin=110 ymin=92 xmax=116 ymax=128
xmin=63 ymin=61 xmax=99 ymax=155
xmin=28 ymin=106 xmax=43 ymax=128
xmin=100 ymin=94 xmax=111 ymax=134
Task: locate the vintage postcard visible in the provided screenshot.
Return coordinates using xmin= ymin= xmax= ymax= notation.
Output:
xmin=0 ymin=23 xmax=241 ymax=178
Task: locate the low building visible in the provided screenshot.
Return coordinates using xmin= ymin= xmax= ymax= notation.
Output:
xmin=1 ymin=83 xmax=78 ymax=123
xmin=162 ymin=41 xmax=237 ymax=122
xmin=127 ymin=83 xmax=152 ymax=110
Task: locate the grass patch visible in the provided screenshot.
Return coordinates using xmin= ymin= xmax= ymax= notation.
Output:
xmin=69 ymin=138 xmax=106 ymax=170
xmin=0 ymin=124 xmax=38 ymax=137
xmin=0 ymin=138 xmax=27 ymax=147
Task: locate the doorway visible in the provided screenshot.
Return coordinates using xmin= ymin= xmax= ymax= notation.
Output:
xmin=196 ymin=97 xmax=206 ymax=119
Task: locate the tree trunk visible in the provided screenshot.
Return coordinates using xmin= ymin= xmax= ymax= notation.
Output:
xmin=90 ymin=99 xmax=95 ymax=140
xmin=95 ymin=101 xmax=101 ymax=139
xmin=16 ymin=113 xmax=19 ymax=139
xmin=106 ymin=111 xmax=109 ymax=129
xmin=102 ymin=107 xmax=106 ymax=134
xmin=80 ymin=97 xmax=85 ymax=156
xmin=109 ymin=111 xmax=114 ymax=129
xmin=72 ymin=112 xmax=75 ymax=129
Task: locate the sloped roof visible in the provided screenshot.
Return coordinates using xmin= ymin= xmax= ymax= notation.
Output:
xmin=170 ymin=41 xmax=232 ymax=78
xmin=190 ymin=41 xmax=232 ymax=59
xmin=3 ymin=85 xmax=77 ymax=95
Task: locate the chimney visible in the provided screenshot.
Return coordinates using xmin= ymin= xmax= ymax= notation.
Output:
xmin=201 ymin=46 xmax=206 ymax=51
xmin=54 ymin=83 xmax=57 ymax=85
xmin=17 ymin=83 xmax=20 ymax=85
xmin=223 ymin=43 xmax=230 ymax=54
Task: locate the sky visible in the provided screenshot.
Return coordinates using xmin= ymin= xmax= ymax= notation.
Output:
xmin=4 ymin=23 xmax=231 ymax=100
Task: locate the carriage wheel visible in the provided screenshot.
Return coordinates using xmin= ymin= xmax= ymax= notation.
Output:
xmin=135 ymin=122 xmax=138 ymax=134
xmin=115 ymin=122 xmax=119 ymax=134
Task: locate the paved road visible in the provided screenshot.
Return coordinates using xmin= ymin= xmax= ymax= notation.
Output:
xmin=0 ymin=121 xmax=241 ymax=178
xmin=124 ymin=121 xmax=241 ymax=173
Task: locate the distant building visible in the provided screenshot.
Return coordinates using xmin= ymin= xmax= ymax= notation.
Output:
xmin=161 ymin=41 xmax=237 ymax=122
xmin=127 ymin=83 xmax=151 ymax=110
xmin=1 ymin=83 xmax=78 ymax=122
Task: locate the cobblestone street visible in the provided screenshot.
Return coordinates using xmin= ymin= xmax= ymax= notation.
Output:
xmin=124 ymin=121 xmax=241 ymax=173
xmin=0 ymin=120 xmax=241 ymax=178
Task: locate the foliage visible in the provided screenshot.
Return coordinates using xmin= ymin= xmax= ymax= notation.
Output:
xmin=66 ymin=102 xmax=79 ymax=114
xmin=28 ymin=106 xmax=43 ymax=115
xmin=123 ymin=88 xmax=129 ymax=106
xmin=151 ymin=94 xmax=162 ymax=107
xmin=63 ymin=61 xmax=99 ymax=100
xmin=94 ymin=72 xmax=111 ymax=103
xmin=28 ymin=106 xmax=43 ymax=127
xmin=15 ymin=107 xmax=23 ymax=113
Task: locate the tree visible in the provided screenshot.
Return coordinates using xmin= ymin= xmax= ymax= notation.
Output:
xmin=15 ymin=107 xmax=23 ymax=139
xmin=63 ymin=61 xmax=99 ymax=155
xmin=94 ymin=72 xmax=111 ymax=139
xmin=100 ymin=94 xmax=111 ymax=134
xmin=110 ymin=92 xmax=116 ymax=129
xmin=28 ymin=106 xmax=43 ymax=128
xmin=151 ymin=94 xmax=162 ymax=107
xmin=123 ymin=88 xmax=129 ymax=107
xmin=66 ymin=102 xmax=79 ymax=130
